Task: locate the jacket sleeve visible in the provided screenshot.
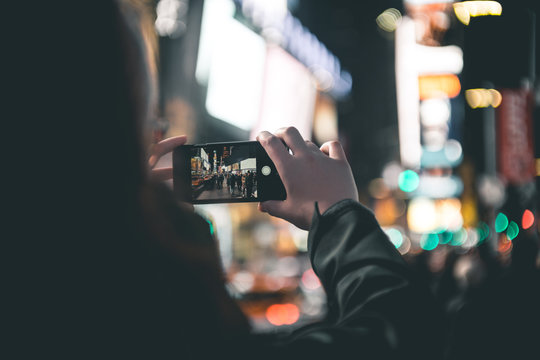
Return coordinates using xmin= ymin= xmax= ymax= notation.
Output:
xmin=251 ymin=199 xmax=445 ymax=360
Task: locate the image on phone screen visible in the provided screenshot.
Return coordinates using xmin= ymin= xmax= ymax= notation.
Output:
xmin=191 ymin=143 xmax=257 ymax=201
xmin=173 ymin=141 xmax=286 ymax=204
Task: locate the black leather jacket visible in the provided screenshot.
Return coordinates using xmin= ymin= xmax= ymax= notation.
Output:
xmin=247 ymin=199 xmax=445 ymax=360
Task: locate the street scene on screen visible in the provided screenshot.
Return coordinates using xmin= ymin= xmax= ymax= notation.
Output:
xmin=191 ymin=145 xmax=257 ymax=201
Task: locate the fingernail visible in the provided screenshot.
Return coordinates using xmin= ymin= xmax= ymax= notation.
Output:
xmin=257 ymin=131 xmax=271 ymax=140
xmin=148 ymin=155 xmax=157 ymax=167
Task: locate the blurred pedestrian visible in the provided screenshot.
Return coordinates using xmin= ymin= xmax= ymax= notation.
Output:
xmin=246 ymin=170 xmax=254 ymax=198
xmin=446 ymin=232 xmax=540 ymax=360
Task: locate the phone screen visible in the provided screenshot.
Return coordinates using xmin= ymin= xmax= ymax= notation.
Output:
xmin=173 ymin=141 xmax=286 ymax=204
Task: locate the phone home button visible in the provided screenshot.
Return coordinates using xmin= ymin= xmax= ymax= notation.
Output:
xmin=261 ymin=166 xmax=271 ymax=176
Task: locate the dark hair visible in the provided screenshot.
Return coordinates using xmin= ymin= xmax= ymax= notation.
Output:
xmin=8 ymin=1 xmax=249 ymax=357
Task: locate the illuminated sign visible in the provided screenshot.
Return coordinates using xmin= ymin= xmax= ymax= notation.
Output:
xmin=415 ymin=175 xmax=464 ymax=198
xmin=418 ymin=74 xmax=461 ymax=100
xmin=453 ymin=1 xmax=502 ymax=26
xmin=415 ymin=44 xmax=463 ymax=75
xmin=249 ymin=46 xmax=316 ymax=141
xmin=233 ymin=0 xmax=352 ymax=99
xmin=496 ymin=88 xmax=535 ymax=185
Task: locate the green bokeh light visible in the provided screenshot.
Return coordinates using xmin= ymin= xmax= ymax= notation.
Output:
xmin=386 ymin=228 xmax=403 ymax=248
xmin=440 ymin=232 xmax=453 ymax=244
xmin=450 ymin=228 xmax=467 ymax=246
xmin=495 ymin=213 xmax=509 ymax=233
xmin=477 ymin=222 xmax=490 ymax=243
xmin=506 ymin=221 xmax=519 ymax=240
xmin=420 ymin=233 xmax=439 ymax=251
xmin=398 ymin=170 xmax=420 ymax=193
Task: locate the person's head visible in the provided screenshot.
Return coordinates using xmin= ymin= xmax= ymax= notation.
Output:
xmin=23 ymin=1 xmax=158 ymax=223
xmin=12 ymin=2 xmax=250 ymax=355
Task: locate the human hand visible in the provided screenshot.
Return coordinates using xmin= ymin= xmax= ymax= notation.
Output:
xmin=148 ymin=135 xmax=187 ymax=182
xmin=257 ymin=127 xmax=358 ymax=230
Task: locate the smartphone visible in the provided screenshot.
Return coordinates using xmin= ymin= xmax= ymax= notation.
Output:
xmin=173 ymin=141 xmax=286 ymax=204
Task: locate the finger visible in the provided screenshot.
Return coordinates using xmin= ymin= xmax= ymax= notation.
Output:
xmin=150 ymin=167 xmax=173 ymax=182
xmin=305 ymin=140 xmax=319 ymax=152
xmin=274 ymin=127 xmax=308 ymax=155
xmin=259 ymin=200 xmax=287 ymax=217
xmin=257 ymin=131 xmax=291 ymax=168
xmin=149 ymin=135 xmax=187 ymax=168
xmin=320 ymin=141 xmax=346 ymax=161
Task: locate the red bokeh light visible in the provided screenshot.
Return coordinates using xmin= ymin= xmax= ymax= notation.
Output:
xmin=522 ymin=209 xmax=534 ymax=230
xmin=266 ymin=303 xmax=300 ymax=326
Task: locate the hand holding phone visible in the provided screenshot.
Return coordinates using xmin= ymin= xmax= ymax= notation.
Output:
xmin=257 ymin=127 xmax=358 ymax=230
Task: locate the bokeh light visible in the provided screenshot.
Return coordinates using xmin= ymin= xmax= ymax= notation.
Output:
xmin=522 ymin=209 xmax=534 ymax=230
xmin=397 ymin=235 xmax=412 ymax=255
xmin=440 ymin=231 xmax=453 ymax=245
xmin=368 ymin=178 xmax=391 ymax=199
xmin=301 ymin=269 xmax=321 ymax=290
xmin=453 ymin=1 xmax=503 ymax=26
xmin=398 ymin=170 xmax=420 ymax=192
xmin=506 ymin=221 xmax=519 ymax=241
xmin=266 ymin=304 xmax=300 ymax=326
xmin=420 ymin=98 xmax=451 ymax=127
xmin=476 ymin=221 xmax=490 ymax=243
xmin=450 ymin=228 xmax=467 ymax=246
xmin=444 ymin=139 xmax=463 ymax=164
xmin=418 ymin=74 xmax=461 ymax=100
xmin=462 ymin=228 xmax=479 ymax=249
xmin=489 ymin=89 xmax=503 ymax=107
xmin=408 ymin=197 xmax=438 ymax=233
xmin=382 ymin=161 xmax=403 ymax=189
xmin=438 ymin=198 xmax=464 ymax=232
xmin=465 ymin=88 xmax=502 ymax=108
xmin=385 ymin=228 xmax=404 ymax=248
xmin=498 ymin=234 xmax=513 ymax=255
xmin=494 ymin=213 xmax=509 ymax=233
xmin=376 ymin=8 xmax=402 ymax=32
xmin=420 ymin=233 xmax=439 ymax=251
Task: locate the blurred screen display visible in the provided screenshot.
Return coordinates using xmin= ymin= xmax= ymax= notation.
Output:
xmin=196 ymin=0 xmax=266 ymax=131
xmin=250 ymin=45 xmax=317 ymax=140
xmin=196 ymin=0 xmax=316 ymax=138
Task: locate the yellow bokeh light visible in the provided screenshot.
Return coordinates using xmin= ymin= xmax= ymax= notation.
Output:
xmin=418 ymin=74 xmax=461 ymax=100
xmin=454 ymin=3 xmax=471 ymax=25
xmin=407 ymin=198 xmax=438 ymax=234
xmin=453 ymin=1 xmax=502 ymax=26
xmin=465 ymin=88 xmax=502 ymax=108
xmin=376 ymin=8 xmax=402 ymax=32
xmin=489 ymin=89 xmax=502 ymax=107
xmin=465 ymin=89 xmax=483 ymax=108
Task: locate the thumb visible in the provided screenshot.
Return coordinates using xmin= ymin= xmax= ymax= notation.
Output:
xmin=259 ymin=200 xmax=287 ymax=217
